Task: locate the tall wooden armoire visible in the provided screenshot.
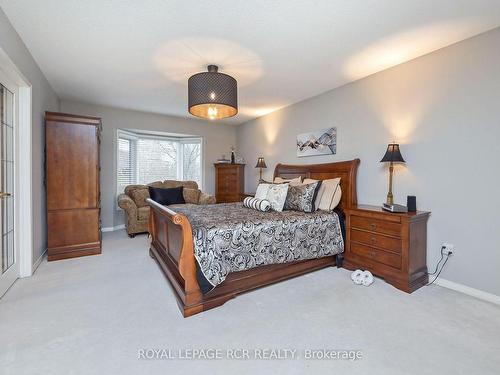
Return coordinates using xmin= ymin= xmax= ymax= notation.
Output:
xmin=45 ymin=112 xmax=101 ymax=261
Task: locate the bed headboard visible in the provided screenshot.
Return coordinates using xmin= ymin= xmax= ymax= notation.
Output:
xmin=273 ymin=159 xmax=360 ymax=209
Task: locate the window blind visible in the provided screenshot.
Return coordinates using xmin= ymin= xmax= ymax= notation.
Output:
xmin=117 ymin=137 xmax=133 ymax=194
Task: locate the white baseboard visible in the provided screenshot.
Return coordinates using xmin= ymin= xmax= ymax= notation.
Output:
xmin=101 ymin=224 xmax=125 ymax=232
xmin=31 ymin=250 xmax=46 ymax=275
xmin=434 ymin=278 xmax=500 ymax=306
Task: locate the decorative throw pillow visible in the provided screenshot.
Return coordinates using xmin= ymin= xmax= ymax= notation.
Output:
xmin=243 ymin=197 xmax=271 ymax=212
xmin=183 ymin=188 xmax=201 ymax=204
xmin=255 ymin=183 xmax=271 ymax=199
xmin=265 ymin=184 xmax=289 ymax=212
xmin=273 ymin=176 xmax=302 ymax=186
xmin=148 ymin=186 xmax=185 ymax=206
xmin=284 ymin=181 xmax=322 ymax=212
xmin=304 ymin=178 xmax=341 ymax=211
xmin=129 ymin=188 xmax=149 ymax=208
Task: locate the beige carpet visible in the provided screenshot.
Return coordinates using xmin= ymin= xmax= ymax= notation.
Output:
xmin=1 ymin=230 xmax=499 ymax=375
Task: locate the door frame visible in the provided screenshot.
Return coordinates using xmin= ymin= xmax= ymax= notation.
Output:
xmin=0 ymin=46 xmax=33 ymax=282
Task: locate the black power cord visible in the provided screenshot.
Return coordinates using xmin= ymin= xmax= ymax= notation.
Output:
xmin=426 ymin=245 xmax=453 ymax=286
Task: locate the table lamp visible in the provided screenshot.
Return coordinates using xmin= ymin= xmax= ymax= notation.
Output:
xmin=380 ymin=143 xmax=405 ymax=205
xmin=255 ymin=157 xmax=267 ymax=183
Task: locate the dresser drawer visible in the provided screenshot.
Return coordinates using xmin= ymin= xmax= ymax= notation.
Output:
xmin=219 ymin=175 xmax=238 ymax=185
xmin=217 ymin=169 xmax=238 ymax=177
xmin=350 ymin=243 xmax=401 ymax=269
xmin=350 ymin=229 xmax=402 ymax=253
xmin=217 ymin=184 xmax=239 ymax=194
xmin=350 ymin=215 xmax=402 ymax=237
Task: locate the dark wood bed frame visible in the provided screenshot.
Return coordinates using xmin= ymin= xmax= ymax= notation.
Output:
xmin=147 ymin=159 xmax=360 ymax=317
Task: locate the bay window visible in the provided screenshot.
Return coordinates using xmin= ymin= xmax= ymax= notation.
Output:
xmin=117 ymin=130 xmax=202 ymax=195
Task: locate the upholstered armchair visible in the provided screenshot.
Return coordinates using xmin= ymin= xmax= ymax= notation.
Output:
xmin=117 ymin=180 xmax=216 ymax=237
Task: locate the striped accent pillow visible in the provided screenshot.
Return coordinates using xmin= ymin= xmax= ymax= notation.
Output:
xmin=243 ymin=197 xmax=271 ymax=212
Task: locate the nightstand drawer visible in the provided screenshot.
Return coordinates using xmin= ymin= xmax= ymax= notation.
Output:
xmin=351 ymin=215 xmax=402 ymax=237
xmin=350 ymin=243 xmax=402 ymax=269
xmin=350 ymin=229 xmax=402 ymax=253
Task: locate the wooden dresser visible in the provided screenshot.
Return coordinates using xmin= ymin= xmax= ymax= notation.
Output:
xmin=214 ymin=163 xmax=245 ymax=203
xmin=344 ymin=205 xmax=430 ymax=293
xmin=45 ymin=112 xmax=101 ymax=261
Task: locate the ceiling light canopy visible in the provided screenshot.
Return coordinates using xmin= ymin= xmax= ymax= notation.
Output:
xmin=188 ymin=65 xmax=238 ymax=120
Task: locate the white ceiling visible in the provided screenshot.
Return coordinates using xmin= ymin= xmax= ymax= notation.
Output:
xmin=2 ymin=0 xmax=500 ymax=124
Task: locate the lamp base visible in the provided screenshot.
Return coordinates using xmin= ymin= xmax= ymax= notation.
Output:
xmin=386 ymin=162 xmax=394 ymax=205
xmin=386 ymin=193 xmax=394 ymax=205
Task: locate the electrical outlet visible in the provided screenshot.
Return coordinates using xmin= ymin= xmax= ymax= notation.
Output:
xmin=442 ymin=242 xmax=454 ymax=255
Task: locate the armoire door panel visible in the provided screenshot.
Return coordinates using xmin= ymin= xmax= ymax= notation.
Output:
xmin=46 ymin=122 xmax=99 ymax=210
xmin=47 ymin=209 xmax=100 ymax=249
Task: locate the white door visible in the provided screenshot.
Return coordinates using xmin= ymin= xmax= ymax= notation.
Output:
xmin=0 ymin=72 xmax=18 ymax=298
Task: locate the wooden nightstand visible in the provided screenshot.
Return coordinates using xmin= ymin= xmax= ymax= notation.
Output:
xmin=344 ymin=205 xmax=430 ymax=293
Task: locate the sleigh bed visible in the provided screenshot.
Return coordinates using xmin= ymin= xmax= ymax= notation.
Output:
xmin=147 ymin=159 xmax=360 ymax=317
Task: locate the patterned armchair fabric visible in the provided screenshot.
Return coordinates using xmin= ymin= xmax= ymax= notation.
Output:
xmin=117 ymin=180 xmax=216 ymax=236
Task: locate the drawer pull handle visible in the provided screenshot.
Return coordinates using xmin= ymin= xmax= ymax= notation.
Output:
xmin=370 ymin=223 xmax=377 ymax=230
xmin=370 ymin=250 xmax=376 ymax=257
xmin=371 ymin=237 xmax=377 ymax=244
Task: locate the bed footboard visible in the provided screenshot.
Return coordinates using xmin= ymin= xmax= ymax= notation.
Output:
xmin=147 ymin=199 xmax=207 ymax=316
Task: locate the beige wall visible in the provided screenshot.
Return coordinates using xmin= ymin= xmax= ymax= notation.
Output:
xmin=237 ymin=28 xmax=500 ymax=296
xmin=60 ymin=100 xmax=237 ymax=228
xmin=0 ymin=8 xmax=60 ymax=266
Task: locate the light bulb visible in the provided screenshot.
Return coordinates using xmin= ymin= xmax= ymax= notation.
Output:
xmin=209 ymin=92 xmax=216 ymax=100
xmin=208 ymin=106 xmax=218 ymax=120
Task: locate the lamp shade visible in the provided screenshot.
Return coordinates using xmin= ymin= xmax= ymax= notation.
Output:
xmin=188 ymin=65 xmax=238 ymax=120
xmin=380 ymin=143 xmax=405 ymax=163
xmin=255 ymin=157 xmax=267 ymax=169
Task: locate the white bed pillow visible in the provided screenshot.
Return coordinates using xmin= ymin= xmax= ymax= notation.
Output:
xmin=255 ymin=183 xmax=271 ymax=199
xmin=303 ymin=178 xmax=341 ymax=211
xmin=265 ymin=184 xmax=289 ymax=212
xmin=273 ymin=176 xmax=302 ymax=186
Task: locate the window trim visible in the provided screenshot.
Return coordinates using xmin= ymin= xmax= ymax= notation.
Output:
xmin=116 ymin=134 xmax=137 ymax=193
xmin=179 ymin=137 xmax=204 ymax=190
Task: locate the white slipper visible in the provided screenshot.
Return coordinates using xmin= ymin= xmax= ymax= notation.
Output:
xmin=361 ymin=271 xmax=374 ymax=286
xmin=351 ymin=269 xmax=364 ymax=285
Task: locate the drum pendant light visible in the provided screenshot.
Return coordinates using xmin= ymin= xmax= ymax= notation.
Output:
xmin=188 ymin=65 xmax=238 ymax=120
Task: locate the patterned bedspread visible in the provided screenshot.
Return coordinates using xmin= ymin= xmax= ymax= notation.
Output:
xmin=170 ymin=202 xmax=344 ymax=292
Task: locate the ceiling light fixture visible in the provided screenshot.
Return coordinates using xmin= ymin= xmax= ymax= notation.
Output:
xmin=188 ymin=65 xmax=238 ymax=120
